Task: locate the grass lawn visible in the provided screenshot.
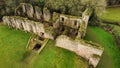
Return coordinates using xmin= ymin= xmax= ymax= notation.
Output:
xmin=31 ymin=40 xmax=88 ymax=68
xmin=99 ymin=7 xmax=120 ymax=24
xmin=0 ymin=24 xmax=88 ymax=68
xmin=84 ymin=26 xmax=120 ymax=68
xmin=0 ymin=24 xmax=31 ymax=68
xmin=101 ymin=23 xmax=120 ymax=48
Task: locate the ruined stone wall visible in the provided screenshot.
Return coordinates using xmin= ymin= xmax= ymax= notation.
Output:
xmin=56 ymin=35 xmax=104 ymax=67
xmin=15 ymin=3 xmax=51 ymax=22
xmin=2 ymin=3 xmax=93 ymax=41
xmin=59 ymin=15 xmax=82 ymax=29
xmin=77 ymin=8 xmax=92 ymax=38
xmin=43 ymin=8 xmax=51 ymax=22
xmin=2 ymin=16 xmax=54 ymax=39
xmin=15 ymin=3 xmax=92 ymax=39
xmin=53 ymin=8 xmax=92 ymax=39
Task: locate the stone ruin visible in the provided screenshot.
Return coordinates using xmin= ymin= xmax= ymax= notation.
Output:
xmin=2 ymin=16 xmax=54 ymax=39
xmin=56 ymin=35 xmax=104 ymax=67
xmin=2 ymin=3 xmax=104 ymax=68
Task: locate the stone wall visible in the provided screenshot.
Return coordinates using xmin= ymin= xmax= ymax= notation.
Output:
xmin=59 ymin=15 xmax=82 ymax=29
xmin=2 ymin=2 xmax=104 ymax=68
xmin=15 ymin=3 xmax=51 ymax=22
xmin=43 ymin=8 xmax=51 ymax=22
xmin=56 ymin=35 xmax=104 ymax=67
xmin=15 ymin=3 xmax=89 ymax=39
xmin=53 ymin=8 xmax=92 ymax=39
xmin=2 ymin=16 xmax=54 ymax=39
xmin=34 ymin=6 xmax=42 ymax=21
xmin=15 ymin=3 xmax=37 ymax=20
xmin=15 ymin=3 xmax=92 ymax=39
xmin=77 ymin=8 xmax=92 ymax=38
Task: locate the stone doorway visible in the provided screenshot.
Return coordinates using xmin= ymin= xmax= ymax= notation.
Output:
xmin=32 ymin=43 xmax=41 ymax=51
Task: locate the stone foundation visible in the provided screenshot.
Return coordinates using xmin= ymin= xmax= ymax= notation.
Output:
xmin=56 ymin=35 xmax=104 ymax=67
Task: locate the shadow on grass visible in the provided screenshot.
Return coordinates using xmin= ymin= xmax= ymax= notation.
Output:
xmin=20 ymin=50 xmax=38 ymax=67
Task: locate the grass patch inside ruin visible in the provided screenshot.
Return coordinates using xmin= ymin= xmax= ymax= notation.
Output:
xmin=84 ymin=26 xmax=120 ymax=68
xmin=0 ymin=24 xmax=88 ymax=68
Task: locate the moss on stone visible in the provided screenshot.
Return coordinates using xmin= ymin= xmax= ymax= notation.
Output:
xmin=52 ymin=12 xmax=60 ymax=22
xmin=76 ymin=21 xmax=86 ymax=39
xmin=92 ymin=54 xmax=100 ymax=59
xmin=83 ymin=8 xmax=93 ymax=16
xmin=35 ymin=6 xmax=41 ymax=12
xmin=61 ymin=14 xmax=82 ymax=19
xmin=76 ymin=38 xmax=104 ymax=50
xmin=3 ymin=16 xmax=43 ymax=25
xmin=44 ymin=26 xmax=55 ymax=36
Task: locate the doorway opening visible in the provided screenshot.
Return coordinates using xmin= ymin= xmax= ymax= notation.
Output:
xmin=32 ymin=43 xmax=42 ymax=51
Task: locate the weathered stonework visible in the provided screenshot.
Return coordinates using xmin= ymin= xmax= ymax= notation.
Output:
xmin=26 ymin=35 xmax=49 ymax=54
xmin=2 ymin=3 xmax=103 ymax=68
xmin=15 ymin=3 xmax=91 ymax=38
xmin=34 ymin=6 xmax=42 ymax=21
xmin=15 ymin=3 xmax=34 ymax=18
xmin=2 ymin=16 xmax=54 ymax=39
xmin=56 ymin=35 xmax=104 ymax=67
xmin=43 ymin=8 xmax=51 ymax=22
xmin=81 ymin=8 xmax=92 ymax=38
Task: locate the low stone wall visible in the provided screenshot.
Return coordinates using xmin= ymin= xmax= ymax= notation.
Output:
xmin=2 ymin=16 xmax=54 ymax=39
xmin=56 ymin=35 xmax=104 ymax=68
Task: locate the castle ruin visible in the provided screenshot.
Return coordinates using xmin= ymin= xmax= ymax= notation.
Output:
xmin=2 ymin=3 xmax=104 ymax=68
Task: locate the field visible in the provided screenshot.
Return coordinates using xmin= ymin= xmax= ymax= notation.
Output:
xmin=0 ymin=23 xmax=120 ymax=68
xmin=84 ymin=26 xmax=120 ymax=68
xmin=0 ymin=24 xmax=88 ymax=68
xmin=99 ymin=7 xmax=120 ymax=24
xmin=0 ymin=24 xmax=31 ymax=68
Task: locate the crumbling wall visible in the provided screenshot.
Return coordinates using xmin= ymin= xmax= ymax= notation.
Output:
xmin=34 ymin=6 xmax=42 ymax=21
xmin=15 ymin=3 xmax=52 ymax=22
xmin=43 ymin=8 xmax=51 ymax=22
xmin=56 ymin=35 xmax=104 ymax=67
xmin=15 ymin=3 xmax=34 ymax=18
xmin=59 ymin=15 xmax=82 ymax=29
xmin=53 ymin=8 xmax=92 ymax=39
xmin=2 ymin=16 xmax=54 ymax=39
xmin=77 ymin=8 xmax=93 ymax=38
xmin=15 ymin=3 xmax=92 ymax=39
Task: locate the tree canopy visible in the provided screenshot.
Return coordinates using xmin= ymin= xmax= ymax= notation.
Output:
xmin=1 ymin=0 xmax=116 ymax=21
xmin=44 ymin=0 xmax=107 ymax=16
xmin=81 ymin=0 xmax=107 ymax=15
xmin=44 ymin=0 xmax=85 ymax=16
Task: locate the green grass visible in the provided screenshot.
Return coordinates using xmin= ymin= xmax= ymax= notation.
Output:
xmin=32 ymin=40 xmax=88 ymax=68
xmin=100 ymin=7 xmax=120 ymax=24
xmin=84 ymin=26 xmax=120 ymax=68
xmin=2 ymin=23 xmax=120 ymax=68
xmin=0 ymin=24 xmax=88 ymax=68
xmin=110 ymin=24 xmax=120 ymax=35
xmin=0 ymin=24 xmax=31 ymax=68
xmin=101 ymin=23 xmax=120 ymax=47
